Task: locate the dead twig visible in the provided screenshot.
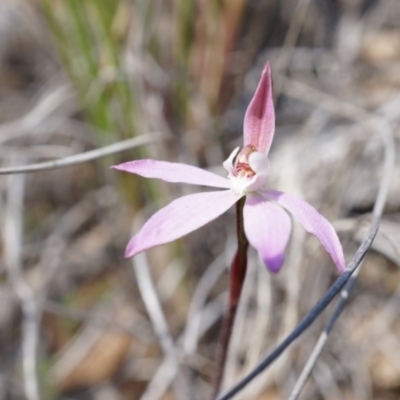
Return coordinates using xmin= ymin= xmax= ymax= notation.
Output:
xmin=133 ymin=252 xmax=190 ymax=400
xmin=3 ymin=173 xmax=40 ymax=400
xmin=0 ymin=133 xmax=163 ymax=174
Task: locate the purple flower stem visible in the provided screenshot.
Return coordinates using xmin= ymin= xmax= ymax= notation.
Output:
xmin=212 ymin=197 xmax=249 ymax=399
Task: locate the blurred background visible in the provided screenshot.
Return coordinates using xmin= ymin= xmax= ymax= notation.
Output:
xmin=0 ymin=0 xmax=399 ymax=399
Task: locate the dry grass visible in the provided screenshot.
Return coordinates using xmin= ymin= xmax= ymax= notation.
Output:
xmin=0 ymin=0 xmax=399 ymax=399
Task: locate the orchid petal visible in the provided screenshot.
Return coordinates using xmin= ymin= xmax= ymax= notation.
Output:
xmin=265 ymin=190 xmax=345 ymax=272
xmin=243 ymin=63 xmax=275 ymax=155
xmin=230 ymin=171 xmax=267 ymax=196
xmin=248 ymin=152 xmax=270 ymax=176
xmin=223 ymin=147 xmax=240 ymax=174
xmin=126 ymin=190 xmax=241 ymax=258
xmin=243 ymin=194 xmax=292 ymax=273
xmin=112 ymin=160 xmax=230 ymax=189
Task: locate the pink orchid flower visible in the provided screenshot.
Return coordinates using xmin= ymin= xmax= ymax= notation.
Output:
xmin=113 ymin=63 xmax=345 ymax=273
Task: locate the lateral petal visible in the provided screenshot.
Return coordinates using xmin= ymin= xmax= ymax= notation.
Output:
xmin=265 ymin=190 xmax=345 ymax=272
xmin=243 ymin=194 xmax=292 ymax=273
xmin=126 ymin=190 xmax=242 ymax=257
xmin=243 ymin=63 xmax=275 ymax=155
xmin=112 ymin=160 xmax=230 ymax=189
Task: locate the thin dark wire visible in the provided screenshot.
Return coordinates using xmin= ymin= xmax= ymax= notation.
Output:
xmin=216 ymin=267 xmax=353 ymax=400
xmin=287 ymin=266 xmax=361 ymax=400
xmin=287 ymin=122 xmax=395 ymax=400
xmin=217 ymin=121 xmax=394 ymax=400
xmin=326 ymin=270 xmax=358 ymax=334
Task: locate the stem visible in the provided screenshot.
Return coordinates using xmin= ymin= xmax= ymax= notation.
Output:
xmin=212 ymin=197 xmax=249 ymax=399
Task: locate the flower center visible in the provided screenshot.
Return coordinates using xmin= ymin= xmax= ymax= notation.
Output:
xmin=234 ymin=145 xmax=256 ymax=178
xmin=223 ymin=145 xmax=270 ymax=196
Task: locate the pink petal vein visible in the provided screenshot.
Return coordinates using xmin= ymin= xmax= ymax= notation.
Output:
xmin=126 ymin=190 xmax=241 ymax=257
xmin=112 ymin=160 xmax=230 ymax=188
xmin=243 ymin=63 xmax=275 ymax=155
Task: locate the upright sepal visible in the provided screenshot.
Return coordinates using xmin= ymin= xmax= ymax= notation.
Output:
xmin=243 ymin=63 xmax=275 ymax=155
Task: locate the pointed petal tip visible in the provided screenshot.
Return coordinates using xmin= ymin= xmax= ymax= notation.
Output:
xmin=124 ymin=240 xmax=136 ymax=258
xmin=262 ymin=253 xmax=285 ymax=274
xmin=262 ymin=62 xmax=271 ymax=75
xmin=111 ymin=161 xmax=135 ymax=173
xmin=111 ymin=163 xmax=128 ymax=171
xmin=336 ymin=259 xmax=346 ymax=274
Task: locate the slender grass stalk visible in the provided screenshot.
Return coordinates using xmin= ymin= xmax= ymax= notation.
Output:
xmin=90 ymin=0 xmax=137 ymax=138
xmin=42 ymin=0 xmax=158 ymax=202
